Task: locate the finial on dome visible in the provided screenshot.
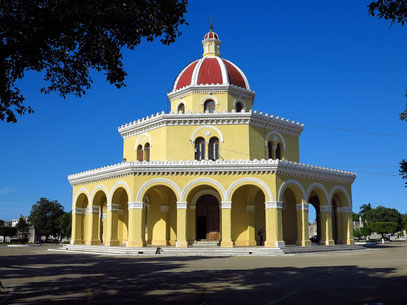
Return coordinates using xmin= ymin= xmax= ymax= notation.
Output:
xmin=202 ymin=20 xmax=221 ymax=57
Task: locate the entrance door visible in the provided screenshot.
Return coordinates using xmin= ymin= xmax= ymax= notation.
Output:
xmin=196 ymin=194 xmax=220 ymax=241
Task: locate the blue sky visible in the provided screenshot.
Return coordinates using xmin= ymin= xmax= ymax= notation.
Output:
xmin=1 ymin=0 xmax=406 ymax=220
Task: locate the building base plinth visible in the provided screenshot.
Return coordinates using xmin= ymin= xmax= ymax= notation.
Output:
xmin=221 ymin=241 xmax=234 ymax=248
xmin=346 ymin=239 xmax=355 ymax=245
xmin=86 ymin=240 xmax=101 ymax=246
xmin=296 ymin=240 xmax=311 ymax=247
xmin=151 ymin=240 xmax=170 ymax=246
xmin=128 ymin=241 xmax=146 ymax=247
xmin=265 ymin=240 xmax=285 ymax=248
xmin=71 ymin=239 xmax=84 ymax=245
xmin=320 ymin=239 xmax=335 ymax=246
xmin=176 ymin=241 xmax=188 ymax=248
xmin=105 ymin=240 xmax=120 ymax=246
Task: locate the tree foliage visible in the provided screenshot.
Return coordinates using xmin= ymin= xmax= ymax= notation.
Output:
xmin=359 ymin=203 xmax=372 ymax=221
xmin=58 ymin=212 xmax=71 ymax=239
xmin=15 ymin=216 xmax=30 ymax=241
xmin=0 ymin=0 xmax=188 ymax=123
xmin=360 ymin=226 xmax=372 ymax=238
xmin=28 ymin=197 xmax=65 ymax=240
xmin=365 ymin=206 xmax=403 ymax=230
xmin=368 ymin=0 xmax=407 ymax=26
xmin=0 ymin=226 xmax=17 ymax=239
xmin=370 ymin=221 xmax=398 ymax=237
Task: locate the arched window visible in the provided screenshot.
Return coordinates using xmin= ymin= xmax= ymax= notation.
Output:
xmin=177 ymin=103 xmax=185 ymax=114
xmin=144 ymin=143 xmax=150 ymax=161
xmin=208 ymin=137 xmax=219 ymax=160
xmin=267 ymin=141 xmax=273 ymax=159
xmin=137 ymin=145 xmax=143 ymax=161
xmin=195 ymin=137 xmax=205 ymax=160
xmin=276 ymin=143 xmax=282 ymax=160
xmin=236 ymin=102 xmax=243 ymax=112
xmin=204 ymin=99 xmax=216 ymax=113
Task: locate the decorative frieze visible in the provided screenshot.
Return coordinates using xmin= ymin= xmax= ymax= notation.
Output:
xmin=68 ymin=159 xmax=356 ymax=186
xmin=72 ymin=208 xmax=86 ymax=215
xmin=320 ymin=205 xmax=333 ymax=212
xmin=336 ymin=207 xmax=352 ymax=213
xmin=128 ymin=202 xmax=145 ymax=209
xmin=265 ymin=201 xmax=283 ymax=209
xmin=107 ymin=204 xmax=120 ymax=211
xmin=176 ymin=202 xmax=187 ymax=209
xmin=296 ymin=203 xmax=309 ymax=211
xmin=221 ymin=201 xmax=232 ymax=209
xmin=88 ymin=206 xmax=99 ymax=213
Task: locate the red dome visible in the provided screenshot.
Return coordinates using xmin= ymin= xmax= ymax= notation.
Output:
xmin=173 ymin=57 xmax=250 ymax=91
xmin=204 ymin=31 xmax=219 ymax=40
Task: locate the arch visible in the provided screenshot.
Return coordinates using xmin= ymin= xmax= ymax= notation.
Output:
xmin=73 ymin=187 xmax=90 ymax=208
xmin=278 ymin=179 xmax=306 ymax=203
xmin=329 ymin=186 xmax=352 ymax=207
xmin=109 ymin=180 xmax=132 ymax=203
xmin=208 ymin=137 xmax=219 ymax=160
xmin=136 ymin=178 xmax=182 ymax=202
xmin=204 ymin=99 xmax=216 ymax=113
xmin=191 ymin=189 xmax=221 ymax=207
xmin=226 ymin=178 xmax=273 ymax=202
xmin=200 ymin=95 xmax=219 ymax=106
xmin=90 ymin=185 xmax=109 ymax=205
xmin=136 ymin=144 xmax=143 ymax=161
xmin=135 ymin=133 xmax=152 ymax=149
xmin=144 ymin=142 xmax=150 ymax=161
xmin=190 ymin=125 xmax=224 ymax=143
xmin=264 ymin=131 xmax=286 ymax=151
xmin=233 ymin=98 xmax=247 ymax=111
xmin=305 ymin=183 xmax=329 ymax=205
xmin=181 ymin=178 xmax=226 ymax=202
xmin=175 ymin=100 xmax=186 ymax=113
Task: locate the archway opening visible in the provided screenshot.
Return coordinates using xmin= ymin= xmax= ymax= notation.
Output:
xmin=308 ymin=192 xmax=321 ymax=244
xmin=92 ymin=190 xmax=107 ymax=244
xmin=282 ymin=188 xmax=298 ymax=245
xmin=204 ymin=99 xmax=216 ymax=113
xmin=196 ymin=194 xmax=220 ymax=241
xmin=111 ymin=187 xmax=129 ymax=245
xmin=75 ymin=193 xmax=88 ymax=243
xmin=235 ymin=102 xmax=243 ymax=112
xmin=177 ymin=103 xmax=185 ymax=114
xmin=331 ymin=191 xmax=349 ymax=245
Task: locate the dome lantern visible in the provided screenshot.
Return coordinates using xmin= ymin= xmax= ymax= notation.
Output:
xmin=202 ymin=24 xmax=221 ymax=57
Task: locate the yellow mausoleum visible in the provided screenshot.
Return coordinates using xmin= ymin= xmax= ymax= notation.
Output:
xmin=68 ymin=27 xmax=356 ymax=248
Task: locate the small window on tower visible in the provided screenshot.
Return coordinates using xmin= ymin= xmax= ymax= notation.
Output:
xmin=267 ymin=141 xmax=273 ymax=159
xmin=276 ymin=143 xmax=282 ymax=160
xmin=204 ymin=100 xmax=215 ymax=113
xmin=208 ymin=137 xmax=219 ymax=160
xmin=178 ymin=103 xmax=185 ymax=114
xmin=195 ymin=137 xmax=205 ymax=160
xmin=144 ymin=143 xmax=150 ymax=161
xmin=137 ymin=145 xmax=143 ymax=162
xmin=236 ymin=102 xmax=243 ymax=112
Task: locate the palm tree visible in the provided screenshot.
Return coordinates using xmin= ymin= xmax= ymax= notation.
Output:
xmin=360 ymin=203 xmax=372 ymax=224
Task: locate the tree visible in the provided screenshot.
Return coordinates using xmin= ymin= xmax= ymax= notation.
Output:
xmin=0 ymin=0 xmax=188 ymax=123
xmin=0 ymin=220 xmax=4 ymax=227
xmin=15 ymin=216 xmax=30 ymax=242
xmin=369 ymin=2 xmax=407 ymax=186
xmin=370 ymin=222 xmax=398 ymax=238
xmin=352 ymin=212 xmax=360 ymax=222
xmin=365 ymin=206 xmax=403 ymax=230
xmin=402 ymin=213 xmax=407 ymax=230
xmin=58 ymin=212 xmax=71 ymax=240
xmin=28 ymin=197 xmax=65 ymax=241
xmin=359 ymin=203 xmax=372 ymax=222
xmin=360 ymin=227 xmax=373 ymax=239
xmin=0 ymin=226 xmax=17 ymax=241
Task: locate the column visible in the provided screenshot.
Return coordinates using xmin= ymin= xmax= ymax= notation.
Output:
xmin=87 ymin=206 xmax=101 ymax=245
xmin=220 ymin=201 xmax=233 ymax=247
xmin=341 ymin=207 xmax=354 ymax=245
xmin=296 ymin=203 xmax=311 ymax=247
xmin=127 ymin=202 xmax=146 ymax=247
xmin=264 ymin=201 xmax=285 ymax=248
xmin=246 ymin=205 xmax=257 ymax=246
xmin=320 ymin=205 xmax=335 ymax=245
xmin=71 ymin=208 xmax=85 ymax=245
xmin=105 ymin=203 xmax=120 ymax=246
xmin=189 ymin=205 xmax=196 ymax=244
xmin=176 ymin=202 xmax=188 ymax=247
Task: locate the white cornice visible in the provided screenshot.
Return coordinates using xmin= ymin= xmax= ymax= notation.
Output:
xmin=118 ymin=110 xmax=304 ymax=139
xmin=67 ymin=159 xmax=356 ymax=186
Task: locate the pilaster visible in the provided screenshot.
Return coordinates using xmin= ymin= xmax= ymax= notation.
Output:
xmin=320 ymin=205 xmax=335 ymax=245
xmin=220 ymin=201 xmax=233 ymax=247
xmin=264 ymin=201 xmax=285 ymax=248
xmin=296 ymin=203 xmax=311 ymax=247
xmin=71 ymin=208 xmax=85 ymax=245
xmin=128 ymin=202 xmax=146 ymax=247
xmin=87 ymin=206 xmax=101 ymax=245
xmin=105 ymin=203 xmax=120 ymax=246
xmin=176 ymin=202 xmax=188 ymax=247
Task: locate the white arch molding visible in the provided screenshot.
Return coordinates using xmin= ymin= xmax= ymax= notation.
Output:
xmin=278 ymin=179 xmax=306 ymax=202
xmin=73 ymin=187 xmax=90 ymax=209
xmin=191 ymin=189 xmax=222 ymax=207
xmin=226 ymin=177 xmax=273 ymax=202
xmin=329 ymin=186 xmax=352 ymax=208
xmin=109 ymin=180 xmax=132 ymax=203
xmin=265 ymin=131 xmax=286 ymax=151
xmin=135 ymin=133 xmax=152 ymax=150
xmin=175 ymin=100 xmax=187 ymax=113
xmin=181 ymin=178 xmax=226 ymax=202
xmin=90 ymin=184 xmax=109 ymax=205
xmin=200 ymin=95 xmax=220 ymax=106
xmin=190 ymin=125 xmax=224 ymax=143
xmin=233 ymin=98 xmax=247 ymax=110
xmin=305 ymin=183 xmax=330 ymax=204
xmin=136 ymin=178 xmax=182 ymax=202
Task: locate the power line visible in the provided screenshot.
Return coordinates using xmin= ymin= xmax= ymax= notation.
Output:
xmin=304 ymin=122 xmax=407 ymax=139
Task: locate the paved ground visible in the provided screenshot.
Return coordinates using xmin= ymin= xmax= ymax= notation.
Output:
xmin=0 ymin=242 xmax=406 ymax=304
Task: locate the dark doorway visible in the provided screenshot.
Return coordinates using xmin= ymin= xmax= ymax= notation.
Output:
xmin=196 ymin=194 xmax=220 ymax=241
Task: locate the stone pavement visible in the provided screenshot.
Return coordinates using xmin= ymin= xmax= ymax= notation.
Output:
xmin=0 ymin=241 xmax=406 ymax=304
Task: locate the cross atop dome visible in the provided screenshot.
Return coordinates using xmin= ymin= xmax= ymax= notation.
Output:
xmin=202 ymin=24 xmax=221 ymax=57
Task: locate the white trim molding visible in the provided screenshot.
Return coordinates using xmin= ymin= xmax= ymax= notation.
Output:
xmin=88 ymin=206 xmax=99 ymax=213
xmin=265 ymin=201 xmax=283 ymax=209
xmin=128 ymin=202 xmax=145 ymax=209
xmin=200 ymin=94 xmax=220 ymax=106
xmin=73 ymin=188 xmax=90 ymax=209
xmin=181 ymin=178 xmax=226 ymax=202
xmin=233 ymin=98 xmax=247 ymax=110
xmin=72 ymin=208 xmax=86 ymax=215
xmin=278 ymin=179 xmax=307 ymax=202
xmin=136 ymin=178 xmax=182 ymax=202
xmin=135 ymin=133 xmax=152 ymax=149
xmin=191 ymin=189 xmax=221 ymax=207
xmin=305 ymin=182 xmax=330 ymax=203
xmin=176 ymin=202 xmax=187 ymax=209
xmin=329 ymin=186 xmax=352 ymax=208
xmin=226 ymin=177 xmax=274 ymax=202
xmin=296 ymin=203 xmax=309 ymax=211
xmin=320 ymin=205 xmax=333 ymax=212
xmin=265 ymin=131 xmax=286 ymax=151
xmin=109 ymin=180 xmax=132 ymax=203
xmin=107 ymin=204 xmax=120 ymax=211
xmin=221 ymin=201 xmax=232 ymax=209
xmin=190 ymin=125 xmax=224 ymax=143
xmin=336 ymin=207 xmax=352 ymax=213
